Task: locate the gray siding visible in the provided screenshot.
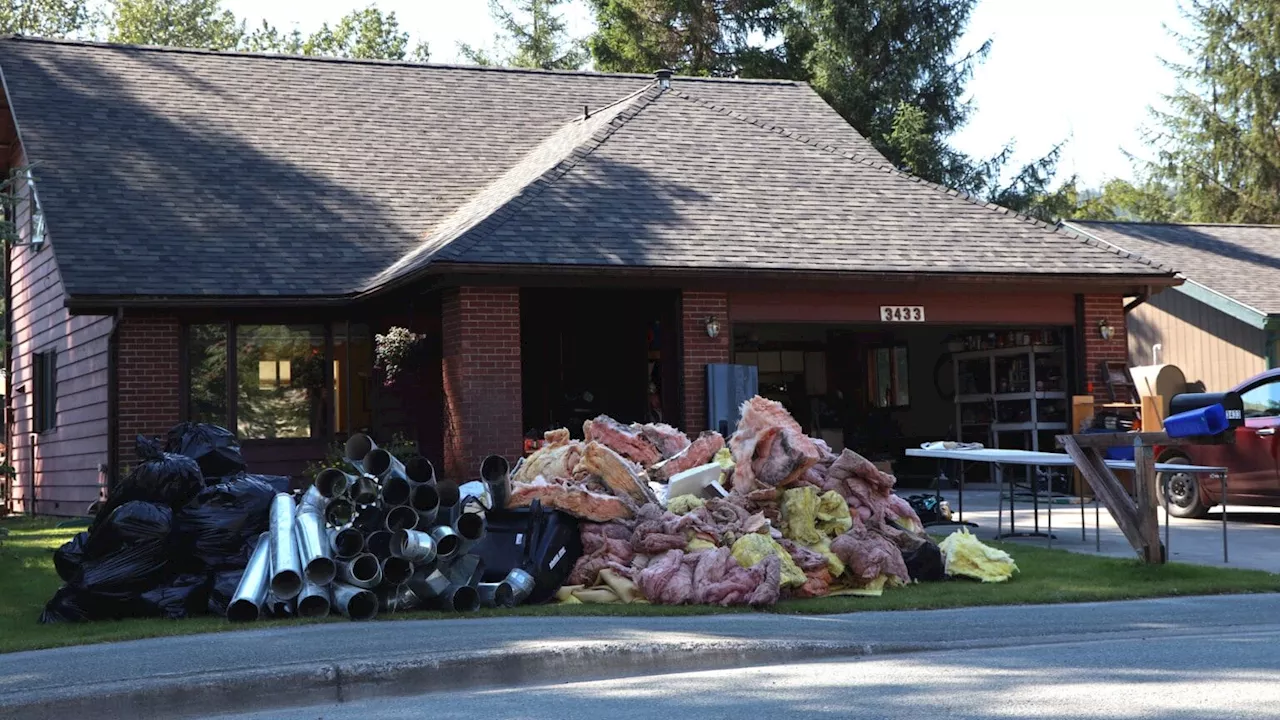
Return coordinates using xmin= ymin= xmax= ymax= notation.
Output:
xmin=8 ymin=168 xmax=113 ymax=516
xmin=1128 ymin=288 xmax=1266 ymax=392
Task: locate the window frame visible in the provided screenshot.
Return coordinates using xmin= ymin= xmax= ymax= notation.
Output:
xmin=181 ymin=320 xmax=364 ymax=444
xmin=866 ymin=344 xmax=910 ymax=410
xmin=31 ymin=349 xmax=57 ymax=433
xmin=1239 ymin=377 xmax=1280 ymax=419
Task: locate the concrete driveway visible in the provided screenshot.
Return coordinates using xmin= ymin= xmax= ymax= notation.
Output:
xmin=929 ymin=486 xmax=1280 ymax=573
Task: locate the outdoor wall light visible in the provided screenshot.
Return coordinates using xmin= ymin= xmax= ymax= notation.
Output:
xmin=705 ymin=316 xmax=721 ymax=338
xmin=1098 ymin=317 xmax=1115 ymax=341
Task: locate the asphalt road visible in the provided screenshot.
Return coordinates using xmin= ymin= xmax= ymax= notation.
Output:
xmin=214 ymin=625 xmax=1280 ymax=720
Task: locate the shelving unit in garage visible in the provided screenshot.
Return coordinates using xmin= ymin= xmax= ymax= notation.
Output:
xmin=954 ymin=342 xmax=1069 ymax=492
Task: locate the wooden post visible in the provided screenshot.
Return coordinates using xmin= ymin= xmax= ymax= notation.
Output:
xmin=1132 ymin=440 xmax=1163 ymax=563
xmin=1071 ymin=395 xmax=1095 ymax=497
xmin=1141 ymin=394 xmax=1165 ymax=432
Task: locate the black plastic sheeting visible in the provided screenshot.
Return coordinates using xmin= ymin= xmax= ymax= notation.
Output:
xmin=41 ymin=423 xmax=288 ymax=624
xmin=904 ymin=540 xmax=946 ymax=582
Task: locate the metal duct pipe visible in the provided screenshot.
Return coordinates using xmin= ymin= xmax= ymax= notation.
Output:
xmin=350 ymin=474 xmax=380 ymax=505
xmin=264 ymin=593 xmax=296 ymax=618
xmin=297 ymin=580 xmax=331 ymax=618
xmin=411 ymin=484 xmax=440 ymax=527
xmin=436 ymin=482 xmax=460 ymax=510
xmin=295 ymin=507 xmax=337 ymax=585
xmin=407 ymin=566 xmax=451 ymax=600
xmin=391 ymin=529 xmax=437 ymax=564
xmin=337 ymin=553 xmax=383 ymax=589
xmin=269 ymin=494 xmax=304 ymax=600
xmin=353 ymin=505 xmax=386 ymax=533
xmin=329 ymin=526 xmax=364 ymax=559
xmin=453 ymin=511 xmax=486 ymax=556
xmin=315 ymin=468 xmax=356 ymax=499
xmin=384 ymin=505 xmax=419 ymax=533
xmin=227 ymin=532 xmax=271 ymax=622
xmin=345 ymin=433 xmax=376 ymax=464
xmin=380 ymin=476 xmax=412 ymax=507
xmin=365 ymin=447 xmax=409 ymax=483
xmin=480 ymin=454 xmax=510 ymax=509
xmin=432 ymin=584 xmax=481 ymax=613
xmin=428 ymin=525 xmax=461 ymax=561
xmin=365 ymin=530 xmax=393 ymax=559
xmin=504 ymin=568 xmax=536 ymax=605
xmin=332 ymin=582 xmax=378 ymax=621
xmin=324 ymin=497 xmax=354 ymax=527
xmin=381 ymin=556 xmax=415 ymax=585
xmin=378 ymin=584 xmax=422 ymax=614
xmin=477 ymin=581 xmax=515 ymax=609
xmin=405 ymin=456 xmax=435 ymax=485
xmin=299 ymin=485 xmax=327 ymax=515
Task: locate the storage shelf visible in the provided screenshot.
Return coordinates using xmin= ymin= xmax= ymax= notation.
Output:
xmin=992 ymin=422 xmax=1067 ymax=432
xmin=956 ymin=391 xmax=1068 ymax=404
xmin=952 ymin=345 xmax=1064 ymax=360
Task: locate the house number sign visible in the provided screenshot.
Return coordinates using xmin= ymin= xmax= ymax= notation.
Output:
xmin=880 ymin=306 xmax=926 ymax=322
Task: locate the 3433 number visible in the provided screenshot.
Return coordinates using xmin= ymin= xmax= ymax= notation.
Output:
xmin=880 ymin=306 xmax=926 ymax=322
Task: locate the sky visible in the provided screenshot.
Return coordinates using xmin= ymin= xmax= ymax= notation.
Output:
xmin=219 ymin=0 xmax=1191 ymax=189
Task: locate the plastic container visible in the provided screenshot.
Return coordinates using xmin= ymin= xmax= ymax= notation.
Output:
xmin=1163 ymin=403 xmax=1228 ymax=438
xmin=1082 ymin=428 xmax=1135 ymax=461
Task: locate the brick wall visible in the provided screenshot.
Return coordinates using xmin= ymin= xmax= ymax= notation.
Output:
xmin=441 ymin=287 xmax=522 ymax=482
xmin=1083 ymin=294 xmax=1128 ymax=404
xmin=117 ymin=314 xmax=181 ymax=467
xmin=681 ymin=291 xmax=731 ymax=433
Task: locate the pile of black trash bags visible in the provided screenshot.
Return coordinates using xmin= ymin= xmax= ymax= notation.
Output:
xmin=41 ymin=423 xmax=290 ymax=623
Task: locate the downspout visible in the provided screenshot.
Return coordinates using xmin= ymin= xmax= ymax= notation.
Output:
xmin=106 ymin=307 xmax=123 ymax=498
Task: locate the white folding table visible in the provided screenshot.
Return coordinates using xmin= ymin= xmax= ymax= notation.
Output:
xmin=906 ymin=446 xmax=1230 ymax=560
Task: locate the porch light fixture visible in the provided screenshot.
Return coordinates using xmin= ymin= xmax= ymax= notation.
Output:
xmin=1097 ymin=317 xmax=1115 ymax=341
xmin=705 ymin=316 xmax=721 ymax=338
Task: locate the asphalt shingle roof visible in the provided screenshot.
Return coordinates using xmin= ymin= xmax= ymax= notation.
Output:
xmin=0 ymin=36 xmax=1171 ymax=301
xmin=1066 ymin=221 xmax=1280 ymax=315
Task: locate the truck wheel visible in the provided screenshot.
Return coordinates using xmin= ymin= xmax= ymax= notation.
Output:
xmin=1158 ymin=457 xmax=1209 ymax=519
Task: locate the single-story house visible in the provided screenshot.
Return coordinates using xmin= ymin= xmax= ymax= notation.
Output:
xmin=1064 ymin=221 xmax=1280 ymax=392
xmin=0 ymin=37 xmax=1177 ymax=515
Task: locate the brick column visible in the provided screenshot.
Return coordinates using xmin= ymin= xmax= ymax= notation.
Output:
xmin=1083 ymin=294 xmax=1128 ymax=404
xmin=682 ymin=291 xmax=731 ymax=434
xmin=441 ymin=287 xmax=522 ymax=482
xmin=117 ymin=315 xmax=181 ymax=467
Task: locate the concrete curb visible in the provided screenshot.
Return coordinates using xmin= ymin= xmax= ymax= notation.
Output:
xmin=2 ymin=624 xmax=1242 ymax=720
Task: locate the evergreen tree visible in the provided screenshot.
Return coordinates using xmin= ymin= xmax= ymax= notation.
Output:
xmin=588 ymin=0 xmax=791 ymax=76
xmin=459 ymin=0 xmax=586 ymax=70
xmin=1140 ymin=0 xmax=1280 ymax=222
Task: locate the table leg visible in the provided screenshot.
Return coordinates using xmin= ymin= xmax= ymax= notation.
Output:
xmin=1222 ymin=472 xmax=1229 ymax=564
xmin=1080 ymin=483 xmax=1087 ymax=543
xmin=994 ymin=463 xmax=1055 ymax=540
xmin=923 ymin=459 xmax=978 ymax=529
xmin=1095 ymin=497 xmax=1100 ymax=552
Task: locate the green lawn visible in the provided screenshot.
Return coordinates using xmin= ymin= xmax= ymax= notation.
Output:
xmin=4 ymin=515 xmax=1280 ymax=654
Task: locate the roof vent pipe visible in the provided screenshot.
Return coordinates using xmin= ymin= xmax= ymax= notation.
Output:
xmin=655 ymin=68 xmax=673 ymax=89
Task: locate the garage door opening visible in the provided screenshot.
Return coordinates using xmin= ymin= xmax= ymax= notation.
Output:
xmin=732 ymin=323 xmax=1074 ymax=486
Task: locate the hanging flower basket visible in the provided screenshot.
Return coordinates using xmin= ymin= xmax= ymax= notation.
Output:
xmin=375 ymin=326 xmax=428 ymax=388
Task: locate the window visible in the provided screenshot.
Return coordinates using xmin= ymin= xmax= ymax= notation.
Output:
xmin=1240 ymin=379 xmax=1280 ymax=419
xmin=32 ymin=350 xmax=56 ymax=432
xmin=186 ymin=323 xmax=373 ymax=441
xmin=867 ymin=346 xmax=910 ymax=408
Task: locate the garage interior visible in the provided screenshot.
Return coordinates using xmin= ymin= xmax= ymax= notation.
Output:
xmin=732 ymin=323 xmax=1076 ymax=487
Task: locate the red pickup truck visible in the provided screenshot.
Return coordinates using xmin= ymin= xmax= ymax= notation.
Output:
xmin=1158 ymin=368 xmax=1280 ymax=517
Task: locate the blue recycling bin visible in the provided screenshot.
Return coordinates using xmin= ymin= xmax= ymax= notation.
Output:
xmin=1082 ymin=427 xmax=1135 ymax=461
xmin=1163 ymin=403 xmax=1228 ymax=438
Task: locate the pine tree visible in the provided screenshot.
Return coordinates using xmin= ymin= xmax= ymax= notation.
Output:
xmin=1141 ymin=0 xmax=1280 ymax=222
xmin=460 ymin=0 xmax=586 ymax=70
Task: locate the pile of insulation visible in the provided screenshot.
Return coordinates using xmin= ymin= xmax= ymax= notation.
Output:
xmin=515 ymin=396 xmax=1015 ymax=607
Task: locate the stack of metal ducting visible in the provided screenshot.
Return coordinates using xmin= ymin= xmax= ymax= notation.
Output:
xmin=226 ymin=433 xmax=533 ymax=622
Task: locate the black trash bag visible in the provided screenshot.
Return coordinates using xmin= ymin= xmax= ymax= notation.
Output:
xmin=907 ymin=494 xmax=943 ymax=524
xmin=173 ymin=474 xmax=280 ymax=571
xmin=207 ymin=567 xmax=246 ymax=617
xmin=92 ymin=438 xmax=204 ymax=535
xmin=135 ymin=572 xmax=211 ymax=620
xmin=473 ymin=499 xmax=582 ymax=604
xmin=165 ymin=422 xmax=247 ymax=480
xmin=903 ymin=539 xmax=946 ymax=582
xmin=54 ymin=531 xmax=89 ymax=583
xmin=39 ymin=586 xmax=94 ymax=624
xmin=77 ymin=502 xmax=174 ymax=599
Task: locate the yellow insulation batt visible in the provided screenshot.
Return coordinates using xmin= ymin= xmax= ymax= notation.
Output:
xmin=731 ymin=534 xmax=806 ymax=588
xmin=938 ymin=529 xmax=1018 ymax=583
